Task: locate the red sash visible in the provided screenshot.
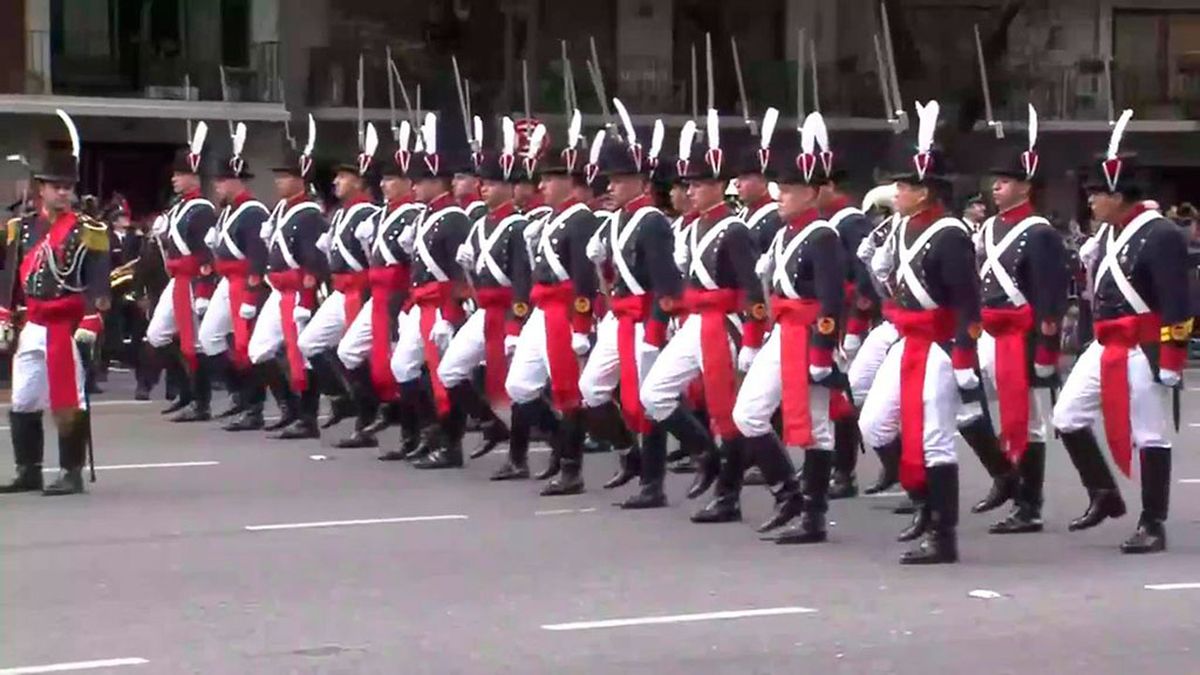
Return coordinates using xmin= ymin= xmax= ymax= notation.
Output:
xmin=411 ymin=281 xmax=453 ymax=417
xmin=891 ymin=307 xmax=955 ymax=493
xmin=214 ymin=259 xmax=253 ymax=371
xmin=165 ymin=255 xmax=205 ymax=372
xmin=684 ymin=289 xmax=740 ymax=440
xmin=532 ymin=282 xmax=582 ymax=411
xmin=772 ymin=297 xmax=820 ymax=447
xmin=332 ymin=271 xmax=369 ymax=324
xmin=981 ymin=306 xmax=1034 ymax=462
xmin=475 ymin=286 xmax=514 ymax=405
xmin=26 ymin=296 xmax=86 ymax=411
xmin=367 ymin=265 xmax=409 ymax=401
xmin=1095 ymin=314 xmax=1160 ymax=477
xmin=609 ymin=294 xmax=653 ymax=433
xmin=266 ymin=270 xmax=311 ymax=392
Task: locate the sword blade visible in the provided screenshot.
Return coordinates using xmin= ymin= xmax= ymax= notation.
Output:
xmin=730 ymin=35 xmax=756 ymax=135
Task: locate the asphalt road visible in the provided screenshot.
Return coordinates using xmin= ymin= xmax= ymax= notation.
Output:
xmin=2 ymin=373 xmax=1199 ymax=674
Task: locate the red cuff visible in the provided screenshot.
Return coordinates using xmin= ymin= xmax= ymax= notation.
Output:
xmin=571 ymin=310 xmax=593 ymax=334
xmin=951 ymin=346 xmax=977 ymax=370
xmin=644 ymin=319 xmax=667 ymax=348
xmin=505 ymin=320 xmax=523 ymax=337
xmin=193 ymin=280 xmax=216 ymax=300
xmin=809 ymin=347 xmax=833 ymax=368
xmin=845 ymin=315 xmax=870 ymax=336
xmin=79 ymin=314 xmax=103 ymax=334
xmin=1034 ymin=344 xmax=1058 ymax=366
xmin=1160 ymin=344 xmax=1187 ymax=372
xmin=742 ymin=320 xmax=765 ymax=349
xmin=441 ymin=299 xmax=466 ymax=324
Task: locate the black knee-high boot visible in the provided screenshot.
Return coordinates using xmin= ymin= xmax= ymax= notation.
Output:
xmin=43 ymin=410 xmax=89 ymax=495
xmin=1121 ymin=447 xmax=1170 ymax=554
xmin=691 ymin=436 xmax=744 ymax=523
xmin=620 ymin=424 xmax=668 ymax=509
xmin=157 ymin=343 xmax=193 ymax=415
xmin=224 ymin=361 xmax=266 ymax=432
xmin=307 ymin=351 xmax=355 ymax=430
xmin=959 ymin=416 xmax=1017 ymax=513
xmin=1 ymin=412 xmax=45 ymax=493
xmin=775 ymin=450 xmax=834 ymax=544
xmin=584 ymin=402 xmax=639 ymax=490
xmin=828 ymin=416 xmax=860 ymax=499
xmin=213 ymin=353 xmax=247 ymax=419
xmin=261 ymin=358 xmax=300 ymax=432
xmin=274 ymin=369 xmax=319 ymax=439
xmin=1061 ymin=428 xmax=1126 ymax=531
xmin=491 ymin=399 xmax=539 ymax=480
xmin=900 ymin=464 xmax=959 ymax=564
xmin=659 ymin=406 xmax=719 ymax=499
xmin=334 ymin=365 xmax=381 ymax=448
xmin=747 ymin=433 xmax=802 ymax=532
xmin=864 ymin=438 xmax=901 ymax=495
xmin=540 ymin=408 xmax=586 ymax=496
xmin=989 ymin=441 xmax=1046 ymax=534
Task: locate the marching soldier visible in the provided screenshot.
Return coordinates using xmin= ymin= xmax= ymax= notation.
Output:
xmin=857 ymin=101 xmax=980 ymax=565
xmin=145 ymin=123 xmax=218 ymax=422
xmin=737 ymin=112 xmax=846 ymax=543
xmin=0 ymin=111 xmax=110 ymax=495
xmin=454 ymin=165 xmax=487 ymax=222
xmin=242 ymin=120 xmax=330 ymax=438
xmin=337 ymin=125 xmax=423 ymax=450
xmin=419 ymin=120 xmax=527 ymax=471
xmin=388 ymin=113 xmax=473 ymax=463
xmin=294 ymin=124 xmax=381 ymax=437
xmin=579 ymin=118 xmax=684 ymax=508
xmin=1051 ymin=111 xmax=1190 ymax=554
xmin=976 ymin=106 xmax=1069 ymax=534
xmin=733 ymin=110 xmax=783 ymax=255
xmin=640 ymin=109 xmax=769 ymax=524
xmin=197 ymin=123 xmax=271 ymax=421
xmin=502 ymin=112 xmax=601 ymax=490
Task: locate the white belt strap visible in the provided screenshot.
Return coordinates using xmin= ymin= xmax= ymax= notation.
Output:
xmin=374 ymin=203 xmax=422 ymax=267
xmin=416 ymin=206 xmax=465 ymax=282
xmin=774 ymin=221 xmax=836 ymax=299
xmin=168 ymin=199 xmax=214 ymax=257
xmin=539 ymin=202 xmax=588 ymax=281
xmin=217 ymin=201 xmax=266 ymax=261
xmin=897 ymin=217 xmax=969 ymax=310
xmin=689 ymin=216 xmax=741 ymax=290
xmin=745 ymin=202 xmax=779 ymax=231
xmin=827 ymin=206 xmax=864 ymax=231
xmin=270 ymin=201 xmax=322 ymax=270
xmin=611 ymin=207 xmax=658 ymax=295
xmin=1095 ymin=209 xmax=1160 ymax=314
xmin=979 ymin=214 xmax=1049 ymax=307
xmin=475 ymin=213 xmax=524 ymax=286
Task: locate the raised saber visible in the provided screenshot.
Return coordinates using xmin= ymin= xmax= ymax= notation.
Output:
xmin=705 ymin=32 xmax=715 ymax=110
xmin=691 ymin=43 xmax=699 ymax=120
xmin=730 ymin=36 xmax=758 ymax=136
xmin=880 ymin=2 xmax=908 ymax=131
xmin=522 ymin=59 xmax=532 ymax=121
xmin=218 ymin=65 xmax=235 ymax=137
xmin=587 ymin=36 xmax=612 ymax=120
xmin=797 ymin=28 xmax=806 ymax=125
xmin=184 ymin=73 xmax=193 ymax=144
xmin=451 ymin=55 xmax=475 ymax=151
xmin=873 ymin=34 xmax=898 ymax=126
xmin=387 ymin=56 xmax=419 ymax=130
xmin=386 ymin=46 xmax=399 ymax=141
xmin=810 ymin=39 xmax=821 ymax=113
xmin=974 ymin=24 xmax=1004 ymax=139
xmin=356 ymin=52 xmax=365 ymax=150
xmin=561 ymin=41 xmax=574 ymax=117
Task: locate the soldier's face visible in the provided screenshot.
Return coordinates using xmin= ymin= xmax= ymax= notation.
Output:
xmin=481 ymin=180 xmax=512 ymax=209
xmin=991 ymin=177 xmax=1028 ymax=212
xmin=1088 ymin=191 xmax=1124 ymax=224
xmin=539 ymin=174 xmax=571 ymax=206
xmin=414 ymin=178 xmax=448 ymax=204
xmin=736 ymin=174 xmax=766 ymax=204
xmin=381 ymin=176 xmax=412 ymax=202
xmin=778 ymin=184 xmax=818 ymax=219
xmin=607 ymin=175 xmax=645 ymax=208
xmin=334 ymin=171 xmax=362 ymax=200
xmin=171 ymin=172 xmax=199 ymax=195
xmin=669 ymin=184 xmax=690 ymax=214
xmin=274 ymin=174 xmax=304 ymax=200
xmin=214 ymin=178 xmax=241 ymax=204
xmin=453 ymin=174 xmax=479 ymax=199
xmin=39 ymin=180 xmax=75 ymax=212
xmin=514 ymin=182 xmax=537 ymax=206
xmin=893 ymin=182 xmax=929 ymax=217
xmin=687 ymin=180 xmax=725 ymax=212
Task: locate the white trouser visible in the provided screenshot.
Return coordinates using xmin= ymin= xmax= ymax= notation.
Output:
xmin=858 ymin=338 xmax=959 ymax=467
xmin=298 ymin=291 xmax=347 ymax=359
xmin=390 ymin=307 xmax=427 ymax=384
xmin=10 ymin=322 xmax=87 ymax=412
xmin=1051 ymin=341 xmax=1172 ymax=449
xmin=506 ymin=309 xmax=554 ymax=404
xmin=579 ymin=312 xmax=659 ymax=409
xmin=978 ymin=331 xmax=1048 ymax=442
xmin=848 ymin=320 xmax=899 ymax=406
xmin=337 ymin=297 xmax=374 ymax=370
xmin=146 ymin=279 xmax=196 ymax=348
xmin=197 ymin=278 xmax=232 ymax=356
xmin=732 ymin=327 xmax=833 ymax=449
xmin=437 ymin=309 xmax=485 ymax=388
xmin=640 ymin=313 xmax=735 ymax=422
xmin=248 ymin=290 xmax=285 ymax=364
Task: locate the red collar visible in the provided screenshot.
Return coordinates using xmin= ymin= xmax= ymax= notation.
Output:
xmin=906 ymin=204 xmax=947 ymax=229
xmin=787 ymin=208 xmax=822 ymax=230
xmin=489 ymin=200 xmax=517 ymax=220
xmin=387 ymin=195 xmax=414 ymax=211
xmin=181 ymin=189 xmax=202 ymax=201
xmin=229 ymin=191 xmax=254 ymax=208
xmin=699 ymin=201 xmax=732 ymax=222
xmin=457 ymin=192 xmax=480 ymax=208
xmin=621 ymin=193 xmax=655 ymax=214
xmin=284 ymin=191 xmax=309 ymax=209
xmin=997 ymin=200 xmax=1035 ymax=224
xmin=554 ymin=197 xmax=582 ymax=214
xmin=746 ymin=194 xmax=774 ymax=212
xmin=822 ymin=193 xmax=852 ymax=216
xmin=341 ymin=191 xmax=370 ymax=208
xmin=1115 ymin=202 xmax=1151 ymax=229
xmin=427 ymin=192 xmax=456 ymax=211
xmin=520 ymin=195 xmax=546 ymax=212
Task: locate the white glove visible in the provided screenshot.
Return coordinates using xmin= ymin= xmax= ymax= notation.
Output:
xmin=572 ymin=332 xmax=591 ymax=356
xmin=239 ymin=303 xmax=258 ymax=320
xmin=954 ymin=368 xmax=980 ymax=390
xmin=1160 ymin=369 xmax=1182 ymax=388
xmin=737 ymin=346 xmax=759 ymax=372
xmin=1034 ymin=362 xmax=1057 ymax=379
xmin=73 ymin=327 xmax=97 ymax=344
xmin=586 ymin=230 xmax=607 ymax=264
xmin=354 ymin=219 xmax=375 ymax=246
xmin=809 ymin=364 xmax=833 ymax=382
xmin=203 ymin=227 xmax=219 ymax=250
xmin=754 ymin=252 xmax=771 ymax=279
xmin=398 ymin=222 xmax=417 ymax=254
xmin=673 ymin=231 xmax=691 ymax=272
xmin=194 ymin=297 xmax=210 ymax=315
xmin=504 ymin=335 xmax=519 ymax=357
xmin=293 ymin=306 xmax=312 ymax=322
xmin=430 ymin=319 xmax=454 ymax=351
xmin=315 ymin=231 xmax=332 ymax=255
xmin=455 ymin=243 xmax=475 ymax=270
xmin=842 ymin=333 xmax=863 ymax=360
xmin=151 ymin=214 xmax=168 ymax=236
xmin=259 ymin=221 xmax=274 ymax=242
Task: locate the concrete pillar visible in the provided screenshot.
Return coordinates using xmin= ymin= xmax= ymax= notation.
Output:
xmin=26 ymin=0 xmax=51 ymax=94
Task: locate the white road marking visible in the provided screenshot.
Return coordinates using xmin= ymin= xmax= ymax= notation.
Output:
xmin=1145 ymin=583 xmax=1200 ymax=591
xmin=0 ymin=657 xmax=149 ymax=674
xmin=1188 ymin=423 xmax=1200 ymax=428
xmin=535 ymin=508 xmax=597 ymax=516
xmin=968 ymin=589 xmax=1004 ymax=599
xmin=244 ymin=514 xmax=468 ymax=532
xmin=541 ymin=606 xmax=818 ymax=631
xmin=1179 ymin=479 xmax=1200 ymax=484
xmin=41 ymin=461 xmax=219 ymax=472
xmin=0 ymin=400 xmax=152 ymax=411
xmin=864 ymin=491 xmax=907 ymax=499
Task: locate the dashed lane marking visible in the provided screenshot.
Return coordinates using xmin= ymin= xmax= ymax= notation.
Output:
xmin=541 ymin=606 xmax=818 ymax=631
xmin=0 ymin=657 xmax=149 ymax=674
xmin=1145 ymin=583 xmax=1200 ymax=591
xmin=40 ymin=461 xmax=219 ymax=472
xmin=534 ymin=508 xmax=597 ymax=516
xmin=244 ymin=514 xmax=468 ymax=532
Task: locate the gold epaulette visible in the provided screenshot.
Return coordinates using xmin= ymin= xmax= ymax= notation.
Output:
xmin=79 ymin=215 xmax=110 ymax=252
xmin=1162 ymin=319 xmax=1194 ymax=343
xmin=6 ymin=218 xmax=18 ymax=245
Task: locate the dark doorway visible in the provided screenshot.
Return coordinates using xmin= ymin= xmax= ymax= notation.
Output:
xmin=82 ymin=141 xmax=180 ymax=221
